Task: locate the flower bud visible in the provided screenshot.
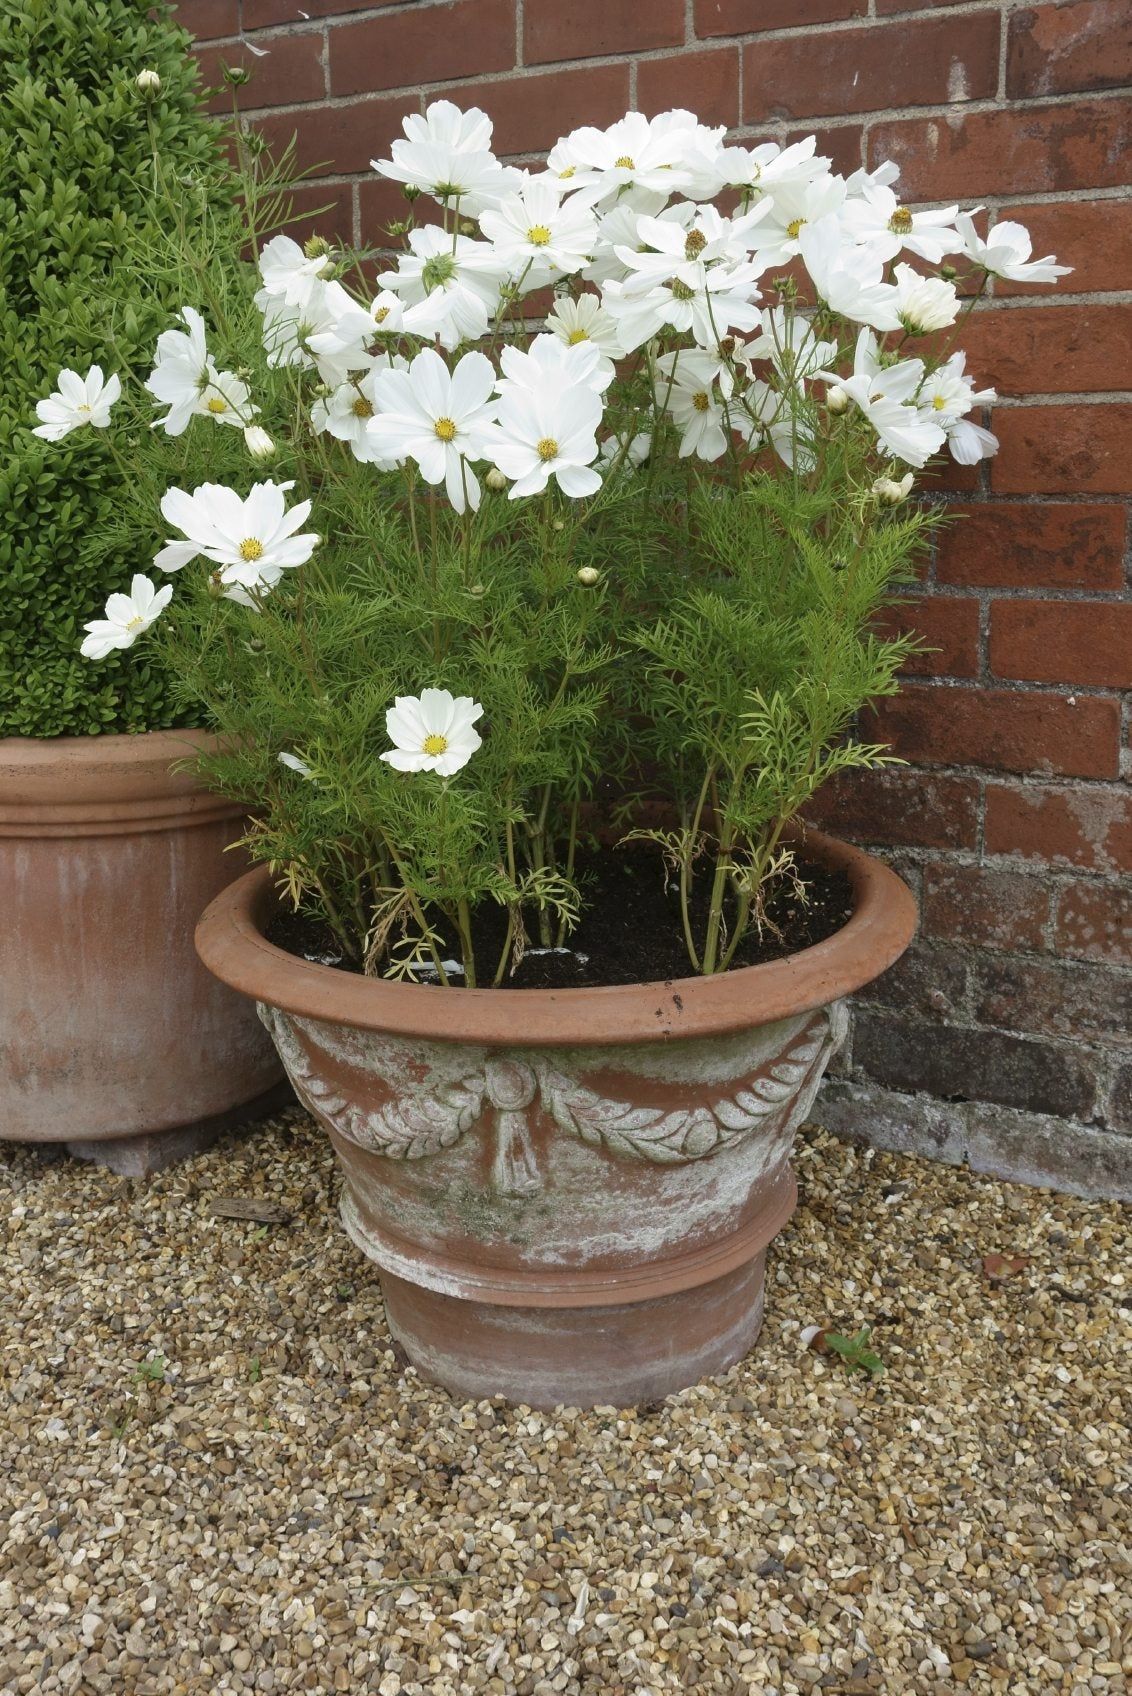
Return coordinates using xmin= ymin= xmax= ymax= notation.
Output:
xmin=468 ymin=583 xmax=486 ymax=598
xmin=244 ymin=425 xmax=276 ymax=460
xmin=485 ymin=467 xmax=508 ymax=491
xmin=873 ymin=473 xmax=914 ymax=507
xmin=825 ymin=384 xmax=849 ymax=415
xmin=552 ymin=519 xmax=565 ymax=532
xmin=577 ymin=566 xmax=600 ymax=587
xmin=135 ymin=68 xmax=161 ymax=96
xmin=303 ymin=235 xmax=332 ymax=260
xmin=222 ymin=63 xmax=252 ymax=86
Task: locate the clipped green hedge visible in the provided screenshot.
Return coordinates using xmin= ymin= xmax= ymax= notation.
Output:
xmin=0 ymin=0 xmax=226 ymax=737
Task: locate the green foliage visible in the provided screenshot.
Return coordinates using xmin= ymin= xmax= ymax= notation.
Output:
xmin=0 ymin=0 xmax=227 ymax=735
xmin=824 ymin=1326 xmax=885 ymax=1378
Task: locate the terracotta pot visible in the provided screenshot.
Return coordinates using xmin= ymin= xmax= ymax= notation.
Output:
xmin=0 ymin=731 xmax=283 ymax=1174
xmin=196 ymin=830 xmax=915 ymax=1407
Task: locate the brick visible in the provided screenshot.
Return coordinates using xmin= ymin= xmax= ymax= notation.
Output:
xmin=856 ymin=943 xmax=968 ymax=1022
xmin=869 ymin=98 xmax=1132 ymax=200
xmin=852 ymin=1014 xmax=1098 ymax=1118
xmin=252 ymin=93 xmax=420 ymax=178
xmin=880 ymin=595 xmax=981 ymax=678
xmin=1107 ymin=1061 xmax=1132 ymax=1132
xmin=284 ymin=180 xmax=355 ymax=250
xmin=245 ymin=0 xmax=396 ymax=26
xmin=961 ymin=303 xmax=1132 ymax=398
xmin=1007 ymin=1 xmax=1132 ymax=99
xmin=330 ymin=0 xmax=515 ymax=98
xmin=973 ymin=954 xmax=1132 ymax=1047
xmin=996 ymin=199 xmax=1132 ymax=298
xmin=867 ymin=683 xmax=1122 ymax=779
xmin=922 ymin=863 xmax=1050 ymax=952
xmin=935 ymin=502 xmax=1126 ymax=592
xmin=985 ymin=782 xmax=1132 ymax=873
xmin=459 ymin=64 xmax=631 ymax=156
xmin=175 ymin=0 xmax=239 ymax=39
xmin=742 ymin=12 xmax=998 ymax=122
xmin=990 ymin=600 xmax=1132 ymax=689
xmin=875 ymin=0 xmax=970 ymax=10
xmin=697 ymin=0 xmax=866 ymax=33
xmin=637 ymin=47 xmax=740 ymax=129
xmin=991 ymin=405 xmax=1132 ymax=495
xmin=1054 ymin=880 xmax=1132 ymax=965
xmin=526 ymin=0 xmax=683 ymax=65
xmin=803 ymin=768 xmax=980 ymax=850
xmin=195 ymin=31 xmax=325 ymax=110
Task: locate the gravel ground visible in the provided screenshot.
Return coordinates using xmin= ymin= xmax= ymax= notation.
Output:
xmin=0 ymin=1110 xmax=1128 ymax=1696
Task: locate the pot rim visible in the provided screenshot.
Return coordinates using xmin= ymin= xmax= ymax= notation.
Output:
xmin=195 ymin=828 xmax=917 ymax=1047
xmin=0 ymin=727 xmax=238 ymax=831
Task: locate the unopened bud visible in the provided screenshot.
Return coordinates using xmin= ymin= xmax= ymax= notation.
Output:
xmin=873 ymin=472 xmax=914 ymax=506
xmin=244 ymin=425 xmax=276 ymax=461
xmin=825 ymin=384 xmax=849 ymax=415
xmin=552 ymin=519 xmax=565 ymax=532
xmin=135 ymin=68 xmax=161 ymax=96
xmin=468 ymin=583 xmax=486 ymax=598
xmin=402 ymin=185 xmax=421 ymax=202
xmin=304 ymin=235 xmax=332 ymax=260
xmin=485 ymin=467 xmax=508 ymax=491
xmin=222 ymin=63 xmax=252 ymax=86
xmin=577 ymin=566 xmax=600 ymax=587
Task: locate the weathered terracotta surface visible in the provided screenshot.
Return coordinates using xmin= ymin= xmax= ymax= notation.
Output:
xmin=197 ymin=831 xmax=916 ymax=1406
xmin=0 ymin=731 xmax=282 ymax=1170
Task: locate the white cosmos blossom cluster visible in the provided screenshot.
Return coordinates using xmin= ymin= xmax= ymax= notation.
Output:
xmin=40 ymin=101 xmax=1068 ymax=778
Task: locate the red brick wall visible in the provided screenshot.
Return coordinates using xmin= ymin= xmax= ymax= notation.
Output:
xmin=176 ymin=0 xmax=1131 ymax=1190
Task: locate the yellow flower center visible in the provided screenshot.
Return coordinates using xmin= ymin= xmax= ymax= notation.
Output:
xmin=692 ymin=391 xmax=710 ymax=412
xmin=889 ymin=206 xmax=914 ymax=234
xmin=558 ymin=165 xmax=576 ymax=179
xmin=206 ymin=396 xmax=228 ymax=413
xmin=684 ymin=229 xmax=708 ymax=260
xmin=422 ymin=733 xmax=449 ymax=756
xmin=567 ymin=327 xmax=589 ymax=344
xmin=786 ymin=217 xmax=806 ymax=239
xmin=537 ymin=436 xmax=559 ymax=462
xmin=434 ymin=416 xmax=457 ymax=441
xmin=668 ymin=277 xmax=696 ymax=302
xmin=932 ymin=393 xmax=947 ymax=410
xmin=352 ymin=396 xmax=374 ymax=418
xmin=615 ymin=156 xmax=635 ymax=169
xmin=527 ymin=224 xmax=552 ymax=246
xmin=373 ymin=306 xmax=390 ymax=323
xmin=77 ymin=402 xmax=92 ymax=415
xmin=239 ymin=538 xmax=264 ymax=562
xmin=125 ymin=613 xmax=145 ymax=632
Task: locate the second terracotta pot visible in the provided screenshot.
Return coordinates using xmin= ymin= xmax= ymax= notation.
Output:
xmin=196 ymin=830 xmax=915 ymax=1407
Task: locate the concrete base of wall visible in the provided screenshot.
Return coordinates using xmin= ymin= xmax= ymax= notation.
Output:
xmin=817 ymin=1078 xmax=1132 ymax=1203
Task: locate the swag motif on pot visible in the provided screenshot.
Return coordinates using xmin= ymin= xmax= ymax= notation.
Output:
xmin=259 ymin=1000 xmax=847 ymax=1197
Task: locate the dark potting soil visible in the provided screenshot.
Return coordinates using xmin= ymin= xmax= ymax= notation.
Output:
xmin=266 ymin=846 xmax=854 ymax=989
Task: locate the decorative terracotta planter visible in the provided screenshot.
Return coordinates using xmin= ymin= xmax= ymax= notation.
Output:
xmin=0 ymin=731 xmax=283 ymax=1174
xmin=196 ymin=830 xmax=915 ymax=1407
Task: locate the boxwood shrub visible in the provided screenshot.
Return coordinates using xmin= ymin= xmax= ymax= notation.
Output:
xmin=0 ymin=0 xmax=228 ymax=737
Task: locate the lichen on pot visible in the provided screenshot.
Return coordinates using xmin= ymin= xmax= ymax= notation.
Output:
xmin=196 ymin=830 xmax=916 ymax=1408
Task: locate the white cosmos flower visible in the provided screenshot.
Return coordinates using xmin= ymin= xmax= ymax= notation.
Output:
xmin=873 ymin=472 xmax=915 ymax=505
xmin=602 ymin=209 xmax=767 ymax=353
xmin=278 ymin=751 xmax=314 ymax=779
xmin=684 ymin=135 xmax=829 ymax=205
xmin=545 ymin=111 xmax=692 ymax=211
xmin=955 ymin=214 xmax=1071 ymax=284
xmin=33 ymin=365 xmax=121 ymax=440
xmin=655 ymin=350 xmax=729 ymax=462
xmin=244 ymin=424 xmax=276 ymax=460
xmin=80 ymin=574 xmax=172 ymax=659
xmin=741 ymin=379 xmax=818 ymax=473
xmin=378 ymin=226 xmax=506 ymax=352
xmin=892 ymin=263 xmax=959 ymax=334
xmin=840 ymin=182 xmax=961 ymax=264
xmin=919 ymin=352 xmax=998 ymax=463
xmin=798 ymin=216 xmax=901 ymax=331
xmin=546 ymin=291 xmax=623 ymax=366
xmin=581 ymin=196 xmax=668 ymax=286
xmin=617 ymin=201 xmax=774 ymax=283
xmin=155 ymin=481 xmax=319 ymax=602
xmin=488 ymin=373 xmax=603 ymax=498
xmin=256 ymin=278 xmax=357 ymax=376
xmin=312 ymin=366 xmax=403 ymax=465
xmin=498 ymin=333 xmax=612 ymax=397
xmin=747 ymin=171 xmax=846 ymax=267
xmin=195 ymin=367 xmax=257 ymax=428
xmin=257 ymin=234 xmax=334 ymax=306
xmin=368 ymin=348 xmax=497 ymax=513
xmin=381 ymin=688 xmax=483 ymax=776
xmin=831 ymin=328 xmax=946 ymax=466
xmin=598 ymin=429 xmax=651 ymax=472
xmin=306 ymin=289 xmax=405 ymax=379
xmin=145 ymin=306 xmax=213 ymax=435
xmin=480 ymin=180 xmax=598 ymax=288
xmin=744 ymin=307 xmax=837 ymax=388
xmin=371 ymin=100 xmax=521 ymax=214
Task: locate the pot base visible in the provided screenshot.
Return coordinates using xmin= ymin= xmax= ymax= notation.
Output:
xmin=374 ymin=1248 xmax=769 ymax=1411
xmin=65 ymin=1082 xmax=292 ymax=1176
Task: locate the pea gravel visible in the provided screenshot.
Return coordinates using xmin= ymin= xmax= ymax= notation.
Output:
xmin=0 ymin=1111 xmax=1128 ymax=1696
